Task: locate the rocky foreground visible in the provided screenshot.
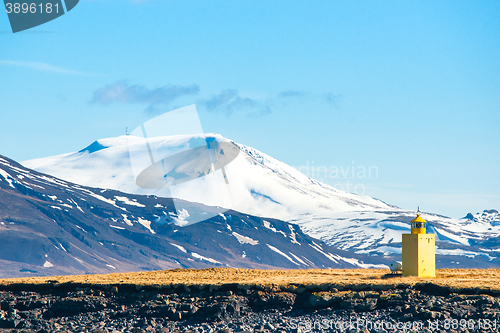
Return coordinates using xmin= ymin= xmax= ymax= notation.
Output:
xmin=1 ymin=278 xmax=500 ymax=333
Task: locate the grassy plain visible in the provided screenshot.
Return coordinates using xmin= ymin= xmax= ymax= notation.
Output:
xmin=1 ymin=269 xmax=499 ymax=293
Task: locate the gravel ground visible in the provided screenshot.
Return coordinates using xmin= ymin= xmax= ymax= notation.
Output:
xmin=0 ymin=281 xmax=499 ymax=333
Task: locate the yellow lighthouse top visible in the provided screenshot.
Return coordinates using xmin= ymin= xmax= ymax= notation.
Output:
xmin=411 ymin=208 xmax=427 ymax=234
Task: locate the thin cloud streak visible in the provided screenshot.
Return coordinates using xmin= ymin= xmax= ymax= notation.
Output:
xmin=0 ymin=60 xmax=93 ymax=76
xmin=202 ymin=89 xmax=258 ymax=115
xmin=200 ymin=88 xmax=342 ymax=117
xmin=277 ymin=90 xmax=308 ymax=98
xmin=322 ymin=92 xmax=343 ymax=105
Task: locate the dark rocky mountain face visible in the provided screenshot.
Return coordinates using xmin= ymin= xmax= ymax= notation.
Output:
xmin=0 ymin=155 xmax=387 ymax=278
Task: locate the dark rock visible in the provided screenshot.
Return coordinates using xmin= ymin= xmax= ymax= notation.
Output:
xmin=0 ymin=317 xmax=21 ymax=328
xmin=308 ymin=291 xmax=341 ymax=307
xmin=264 ymin=322 xmax=275 ymax=330
xmin=355 ymin=298 xmax=377 ymax=311
xmin=169 ymin=309 xmax=181 ymax=321
xmin=130 ymin=328 xmax=146 ymax=333
xmin=253 ymin=291 xmax=296 ymax=308
xmin=0 ymin=283 xmax=497 ymax=333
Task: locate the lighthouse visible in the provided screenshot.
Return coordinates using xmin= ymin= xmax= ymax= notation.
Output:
xmin=402 ymin=208 xmax=436 ymax=277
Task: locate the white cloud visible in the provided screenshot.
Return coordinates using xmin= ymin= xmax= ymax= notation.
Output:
xmin=91 ymin=80 xmax=200 ymax=113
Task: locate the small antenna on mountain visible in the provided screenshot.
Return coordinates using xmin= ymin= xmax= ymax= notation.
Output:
xmin=126 ymin=127 xmax=128 ymax=136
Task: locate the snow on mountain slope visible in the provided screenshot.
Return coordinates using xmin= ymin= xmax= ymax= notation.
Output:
xmin=294 ymin=210 xmax=500 ymax=253
xmin=23 ymin=134 xmax=393 ymax=221
xmin=21 ymin=135 xmax=500 ymax=266
xmin=462 ymin=210 xmax=500 ymax=226
xmin=0 ymin=154 xmax=391 ymax=278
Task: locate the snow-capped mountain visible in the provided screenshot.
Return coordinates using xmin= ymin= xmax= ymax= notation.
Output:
xmin=295 ymin=210 xmax=500 ymax=268
xmin=22 ymin=134 xmax=500 ymax=267
xmin=460 ymin=210 xmax=500 ymax=248
xmin=463 ymin=210 xmax=500 ymax=226
xmin=23 ymin=134 xmax=392 ymax=221
xmin=0 ymin=154 xmax=388 ymax=278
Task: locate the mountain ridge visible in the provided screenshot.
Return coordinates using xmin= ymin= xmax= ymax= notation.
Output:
xmin=0 ymin=154 xmax=390 ymax=278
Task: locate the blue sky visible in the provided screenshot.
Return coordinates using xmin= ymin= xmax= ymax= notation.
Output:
xmin=1 ymin=0 xmax=499 ymax=218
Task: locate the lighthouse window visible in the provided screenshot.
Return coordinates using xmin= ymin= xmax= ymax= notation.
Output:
xmin=413 ymin=222 xmax=424 ymax=229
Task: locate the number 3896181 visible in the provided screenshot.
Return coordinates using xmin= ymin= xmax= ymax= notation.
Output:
xmin=5 ymin=3 xmax=59 ymax=14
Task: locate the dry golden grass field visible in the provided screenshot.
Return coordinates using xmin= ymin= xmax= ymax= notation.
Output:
xmin=1 ymin=268 xmax=499 ymax=293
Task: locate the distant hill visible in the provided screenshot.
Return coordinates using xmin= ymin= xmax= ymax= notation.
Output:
xmin=0 ymin=154 xmax=388 ymax=278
